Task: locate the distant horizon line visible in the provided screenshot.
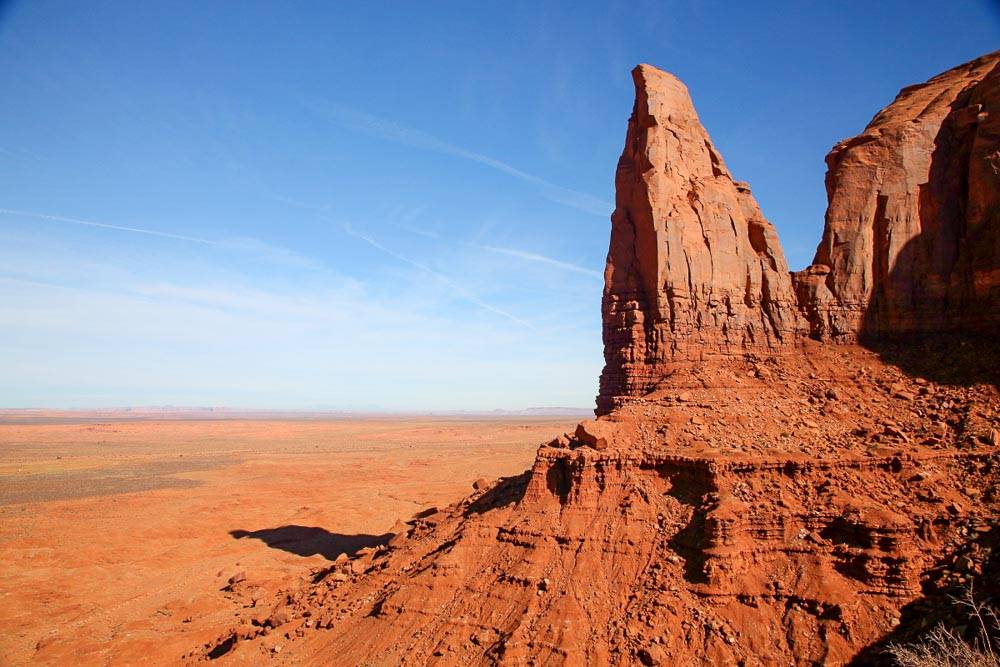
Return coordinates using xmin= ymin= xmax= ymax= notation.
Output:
xmin=0 ymin=405 xmax=594 ymax=418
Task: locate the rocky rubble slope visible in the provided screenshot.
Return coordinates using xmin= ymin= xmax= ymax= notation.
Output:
xmin=198 ymin=348 xmax=998 ymax=666
xmin=196 ymin=52 xmax=1000 ymax=666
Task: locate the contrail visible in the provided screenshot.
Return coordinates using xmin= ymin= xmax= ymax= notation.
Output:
xmin=303 ymin=99 xmax=612 ymax=217
xmin=0 ymin=207 xmax=323 ymax=269
xmin=342 ymin=223 xmax=536 ymax=330
xmin=473 ymin=244 xmax=601 ymax=278
xmin=397 ymin=224 xmax=601 ymax=278
xmin=0 ymin=208 xmax=220 ymax=245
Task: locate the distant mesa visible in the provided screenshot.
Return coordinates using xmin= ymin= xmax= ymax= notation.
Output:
xmin=0 ymin=405 xmax=593 ymax=423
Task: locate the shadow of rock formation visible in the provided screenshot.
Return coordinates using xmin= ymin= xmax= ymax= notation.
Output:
xmin=856 ymin=68 xmax=1000 ymax=387
xmin=463 ymin=471 xmax=531 ymax=516
xmin=849 ymin=525 xmax=1000 ymax=665
xmin=230 ymin=525 xmax=393 ymax=561
xmin=858 ymin=332 xmax=999 ymax=389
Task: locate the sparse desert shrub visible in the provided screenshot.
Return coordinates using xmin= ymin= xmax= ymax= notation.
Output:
xmin=888 ymin=624 xmax=997 ymax=667
xmin=888 ymin=587 xmax=998 ymax=667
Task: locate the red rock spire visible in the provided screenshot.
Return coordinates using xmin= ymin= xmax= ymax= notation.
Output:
xmin=598 ymin=64 xmax=802 ymax=414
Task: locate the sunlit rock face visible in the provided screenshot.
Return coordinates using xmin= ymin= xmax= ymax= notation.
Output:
xmin=597 ymin=64 xmax=804 ymax=415
xmin=795 ymin=50 xmax=1000 ymax=340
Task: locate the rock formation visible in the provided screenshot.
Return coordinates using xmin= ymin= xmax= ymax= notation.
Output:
xmin=197 ymin=53 xmax=999 ymax=665
xmin=795 ymin=51 xmax=1000 ymax=339
xmin=599 ymin=65 xmax=802 ymax=414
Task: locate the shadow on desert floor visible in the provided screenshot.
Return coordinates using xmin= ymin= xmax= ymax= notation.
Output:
xmin=230 ymin=525 xmax=393 ymax=561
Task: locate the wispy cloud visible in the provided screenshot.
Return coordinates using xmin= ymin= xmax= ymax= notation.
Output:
xmin=397 ymin=223 xmax=446 ymax=242
xmin=0 ymin=207 xmax=221 ymax=245
xmin=396 ymin=223 xmax=601 ymax=278
xmin=342 ymin=222 xmax=535 ymax=330
xmin=221 ymin=236 xmax=322 ymax=270
xmin=301 ymin=98 xmax=612 ymax=217
xmin=0 ymin=207 xmax=320 ymax=269
xmin=472 ymin=244 xmax=601 ymax=278
xmin=0 ymin=216 xmax=602 ymax=409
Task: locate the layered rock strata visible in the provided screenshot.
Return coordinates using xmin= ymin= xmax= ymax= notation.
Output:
xmin=598 ymin=65 xmax=803 ymax=414
xmin=199 ymin=350 xmax=999 ymax=666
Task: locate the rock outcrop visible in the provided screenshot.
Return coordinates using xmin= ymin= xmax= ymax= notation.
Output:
xmin=198 ymin=349 xmax=999 ymax=666
xmin=197 ymin=54 xmax=1000 ymax=666
xmin=599 ymin=65 xmax=803 ymax=414
xmin=795 ymin=50 xmax=1000 ymax=339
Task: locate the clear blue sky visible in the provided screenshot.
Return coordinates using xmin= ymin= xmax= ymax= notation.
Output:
xmin=0 ymin=1 xmax=997 ymax=410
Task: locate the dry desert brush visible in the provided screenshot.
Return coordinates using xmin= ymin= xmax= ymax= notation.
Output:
xmin=888 ymin=587 xmax=998 ymax=667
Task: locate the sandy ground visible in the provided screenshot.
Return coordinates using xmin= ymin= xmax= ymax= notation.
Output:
xmin=0 ymin=417 xmax=574 ymax=666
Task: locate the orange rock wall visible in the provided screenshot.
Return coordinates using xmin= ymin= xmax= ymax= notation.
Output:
xmin=599 ymin=65 xmax=803 ymax=414
xmin=796 ymin=52 xmax=1000 ymax=339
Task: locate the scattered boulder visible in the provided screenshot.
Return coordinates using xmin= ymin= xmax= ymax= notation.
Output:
xmin=638 ymin=645 xmax=667 ymax=666
xmin=574 ymin=419 xmax=618 ymax=450
xmin=269 ymin=608 xmax=290 ymax=628
xmin=546 ymin=433 xmax=571 ymax=449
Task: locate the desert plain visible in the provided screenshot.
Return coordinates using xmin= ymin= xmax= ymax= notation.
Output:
xmin=0 ymin=415 xmax=577 ymax=665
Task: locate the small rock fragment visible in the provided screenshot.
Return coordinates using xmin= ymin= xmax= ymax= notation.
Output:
xmin=638 ymin=644 xmax=667 ymax=666
xmin=575 ymin=419 xmax=618 ymax=451
xmin=270 ymin=609 xmax=290 ymax=627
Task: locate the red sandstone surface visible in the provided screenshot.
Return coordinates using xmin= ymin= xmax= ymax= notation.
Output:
xmin=795 ymin=51 xmax=1000 ymax=340
xmin=190 ymin=51 xmax=1000 ymax=665
xmin=196 ymin=347 xmax=997 ymax=666
xmin=0 ymin=418 xmax=574 ymax=665
xmin=599 ymin=65 xmax=802 ymax=414
xmin=4 ymin=51 xmax=997 ymax=666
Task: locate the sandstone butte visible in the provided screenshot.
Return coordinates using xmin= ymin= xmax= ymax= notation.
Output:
xmin=197 ymin=51 xmax=1000 ymax=665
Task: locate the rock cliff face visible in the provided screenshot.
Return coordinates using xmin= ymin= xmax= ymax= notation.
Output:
xmin=599 ymin=65 xmax=802 ymax=414
xmin=795 ymin=50 xmax=1000 ymax=339
xmin=198 ymin=54 xmax=1000 ymax=666
xmin=604 ymin=52 xmax=1000 ymax=411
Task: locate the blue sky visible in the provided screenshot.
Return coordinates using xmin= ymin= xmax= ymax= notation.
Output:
xmin=0 ymin=2 xmax=997 ymax=410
